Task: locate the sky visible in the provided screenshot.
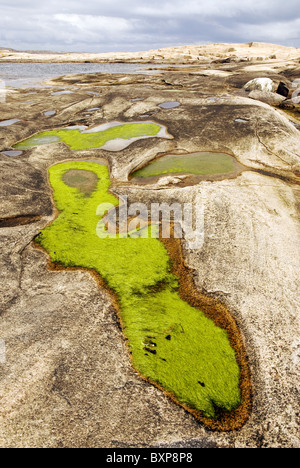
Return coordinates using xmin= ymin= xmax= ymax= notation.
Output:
xmin=1 ymin=0 xmax=300 ymax=52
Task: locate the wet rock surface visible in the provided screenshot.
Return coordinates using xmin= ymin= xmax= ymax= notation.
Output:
xmin=0 ymin=44 xmax=299 ymax=448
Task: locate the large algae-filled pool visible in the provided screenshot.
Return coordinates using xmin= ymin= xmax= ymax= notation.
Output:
xmin=131 ymin=151 xmax=239 ymax=179
xmin=36 ymin=160 xmax=242 ymax=424
xmin=14 ymin=121 xmax=171 ymax=152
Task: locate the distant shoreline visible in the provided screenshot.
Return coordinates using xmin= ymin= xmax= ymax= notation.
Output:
xmin=1 ymin=42 xmax=299 ymax=64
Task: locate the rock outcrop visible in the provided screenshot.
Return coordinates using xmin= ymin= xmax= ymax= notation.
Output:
xmin=0 ymin=44 xmax=299 ymax=448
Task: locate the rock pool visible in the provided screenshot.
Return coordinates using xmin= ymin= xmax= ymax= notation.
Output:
xmin=44 ymin=111 xmax=56 ymax=117
xmin=131 ymin=151 xmax=241 ymax=180
xmin=0 ymin=119 xmax=20 ymax=127
xmin=159 ymin=101 xmax=181 ymax=109
xmin=51 ymin=90 xmax=74 ymax=96
xmin=14 ymin=121 xmax=172 ymax=152
xmin=1 ymin=150 xmax=23 ymax=157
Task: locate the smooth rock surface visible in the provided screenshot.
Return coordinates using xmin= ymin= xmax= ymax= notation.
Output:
xmin=248 ymin=90 xmax=286 ymax=106
xmin=244 ymin=78 xmax=274 ymax=92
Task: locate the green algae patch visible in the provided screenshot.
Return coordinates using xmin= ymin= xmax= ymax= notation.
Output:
xmin=36 ymin=161 xmax=242 ymax=421
xmin=132 ymin=152 xmax=237 ymax=179
xmin=14 ymin=122 xmax=163 ymax=151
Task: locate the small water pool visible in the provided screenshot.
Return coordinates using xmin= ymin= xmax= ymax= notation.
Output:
xmin=1 ymin=150 xmax=23 ymax=157
xmin=51 ymin=90 xmax=74 ymax=96
xmin=158 ymin=101 xmax=181 ymax=109
xmin=44 ymin=111 xmax=56 ymax=117
xmin=0 ymin=119 xmax=20 ymax=127
xmin=131 ymin=151 xmax=242 ymax=181
xmin=13 ymin=121 xmax=173 ymax=152
xmin=235 ymin=118 xmax=248 ymax=123
xmin=62 ymin=169 xmax=99 ymax=196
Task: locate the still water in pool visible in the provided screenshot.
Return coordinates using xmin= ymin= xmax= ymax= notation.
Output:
xmin=131 ymin=151 xmax=239 ymax=179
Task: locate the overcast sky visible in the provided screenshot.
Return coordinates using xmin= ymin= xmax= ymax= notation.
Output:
xmin=1 ymin=0 xmax=300 ymax=52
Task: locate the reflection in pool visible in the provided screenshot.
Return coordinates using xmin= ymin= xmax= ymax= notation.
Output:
xmin=131 ymin=152 xmax=241 ymax=180
xmin=14 ymin=134 xmax=61 ymax=149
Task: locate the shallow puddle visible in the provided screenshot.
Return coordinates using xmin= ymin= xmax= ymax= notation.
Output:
xmin=87 ymin=107 xmax=101 ymax=112
xmin=235 ymin=118 xmax=248 ymax=123
xmin=1 ymin=150 xmax=23 ymax=157
xmin=62 ymin=169 xmax=99 ymax=196
xmin=51 ymin=90 xmax=74 ymax=96
xmin=0 ymin=119 xmax=20 ymax=127
xmin=158 ymin=101 xmax=180 ymax=109
xmin=14 ymin=121 xmax=172 ymax=152
xmin=131 ymin=151 xmax=241 ymax=180
xmin=44 ymin=111 xmax=56 ymax=117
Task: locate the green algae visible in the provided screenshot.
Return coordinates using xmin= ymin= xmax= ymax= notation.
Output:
xmin=132 ymin=152 xmax=237 ymax=179
xmin=14 ymin=122 xmax=162 ymax=151
xmin=36 ymin=161 xmax=242 ymax=419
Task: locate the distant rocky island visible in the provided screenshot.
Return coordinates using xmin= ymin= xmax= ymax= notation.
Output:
xmin=1 ymin=41 xmax=299 ymax=63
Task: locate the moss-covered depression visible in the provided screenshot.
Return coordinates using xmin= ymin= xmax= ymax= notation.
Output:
xmin=14 ymin=122 xmax=163 ymax=151
xmin=36 ymin=161 xmax=242 ymax=420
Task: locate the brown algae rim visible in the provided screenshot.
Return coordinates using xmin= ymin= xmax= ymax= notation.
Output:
xmin=161 ymin=234 xmax=252 ymax=431
xmin=33 ymin=160 xmax=253 ymax=432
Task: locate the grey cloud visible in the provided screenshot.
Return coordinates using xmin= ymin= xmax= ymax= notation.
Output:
xmin=1 ymin=0 xmax=299 ymax=52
